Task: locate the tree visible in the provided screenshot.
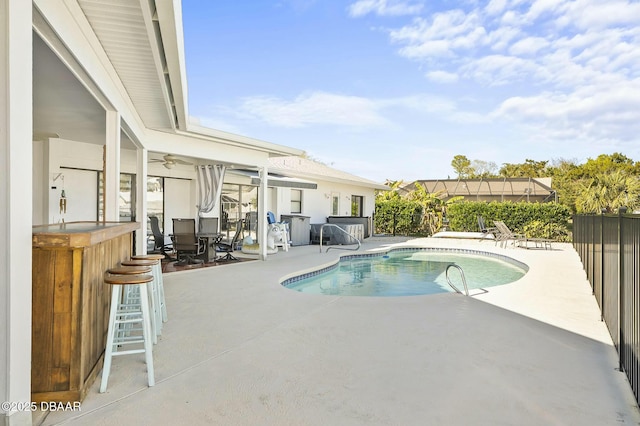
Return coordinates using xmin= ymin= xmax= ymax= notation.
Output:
xmin=580 ymin=153 xmax=640 ymax=177
xmin=451 ymin=155 xmax=473 ymax=178
xmin=546 ymin=158 xmax=582 ymax=212
xmin=575 ymin=170 xmax=640 ymax=213
xmin=377 ymin=180 xmax=404 ymax=201
xmin=547 ymin=154 xmax=640 ymax=213
xmin=499 ymin=159 xmax=548 ymax=177
xmin=470 ymin=160 xmax=498 ymax=178
xmin=406 ymin=184 xmax=463 ymax=235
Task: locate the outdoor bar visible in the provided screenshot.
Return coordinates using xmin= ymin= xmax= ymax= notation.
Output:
xmin=31 ymin=221 xmax=139 ymax=403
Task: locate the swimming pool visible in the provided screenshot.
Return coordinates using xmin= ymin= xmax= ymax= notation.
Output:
xmin=282 ymin=248 xmax=528 ymax=297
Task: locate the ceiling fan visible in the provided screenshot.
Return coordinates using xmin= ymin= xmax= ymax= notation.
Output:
xmin=149 ymin=154 xmax=193 ymax=169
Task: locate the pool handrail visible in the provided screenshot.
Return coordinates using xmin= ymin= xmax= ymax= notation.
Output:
xmin=445 ymin=263 xmax=469 ymax=296
xmin=319 ymin=224 xmax=361 ymax=253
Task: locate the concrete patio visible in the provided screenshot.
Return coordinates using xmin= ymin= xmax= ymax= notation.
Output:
xmin=37 ymin=236 xmax=640 ymax=425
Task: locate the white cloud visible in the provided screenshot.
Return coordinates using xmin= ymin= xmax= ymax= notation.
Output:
xmin=508 ymin=36 xmax=548 ymax=56
xmin=202 ymin=91 xmax=488 ymax=131
xmin=236 ymin=92 xmax=389 ymax=128
xmin=486 ymin=26 xmax=522 ymax=51
xmin=460 ymin=55 xmax=541 ymax=85
xmin=391 ymin=10 xmax=487 ymax=59
xmin=485 ymin=0 xmax=508 ymax=17
xmin=384 ymin=0 xmax=640 ymax=92
xmin=348 ymin=0 xmax=423 ymax=17
xmin=493 ymin=82 xmax=640 ymax=143
xmin=561 ymin=0 xmax=640 ymax=30
xmin=425 ymin=70 xmax=459 ymax=83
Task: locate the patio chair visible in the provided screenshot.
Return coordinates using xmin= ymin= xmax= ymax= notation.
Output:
xmin=493 ymin=220 xmax=526 ymax=248
xmin=198 ymin=217 xmax=219 ymax=234
xmin=477 ymin=215 xmax=497 ymax=240
xmin=149 ymin=216 xmax=174 ymax=259
xmin=215 ymin=220 xmax=243 ymax=262
xmin=172 ymin=218 xmax=206 ymax=265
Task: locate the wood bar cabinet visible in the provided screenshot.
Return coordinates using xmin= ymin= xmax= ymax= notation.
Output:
xmin=31 ymin=221 xmax=139 ymax=403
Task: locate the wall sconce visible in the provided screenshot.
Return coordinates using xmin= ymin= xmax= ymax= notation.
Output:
xmin=324 ymin=193 xmax=330 ymax=199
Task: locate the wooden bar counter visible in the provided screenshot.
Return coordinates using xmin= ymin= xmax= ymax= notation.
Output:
xmin=31 ymin=221 xmax=139 ymax=403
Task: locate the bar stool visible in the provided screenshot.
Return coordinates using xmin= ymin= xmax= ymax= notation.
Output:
xmin=100 ymin=273 xmax=155 ymax=393
xmin=107 ymin=265 xmax=153 ymax=342
xmin=131 ymin=254 xmax=168 ymax=323
xmin=121 ymin=259 xmax=162 ymax=339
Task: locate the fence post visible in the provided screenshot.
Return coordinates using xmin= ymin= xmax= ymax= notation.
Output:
xmin=591 ymin=215 xmax=596 ymax=295
xmin=601 ymin=211 xmax=605 ymax=321
xmin=618 ymin=207 xmax=627 ymax=372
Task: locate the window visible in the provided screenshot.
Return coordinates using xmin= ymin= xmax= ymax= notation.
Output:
xmin=291 ymin=189 xmax=302 ymax=214
xmin=351 ymin=195 xmax=364 ymax=217
xmin=331 ymin=193 xmax=340 ymax=216
xmin=221 ymin=183 xmax=258 ymax=239
xmin=147 ymin=176 xmax=164 ymax=226
xmin=98 ymin=172 xmax=136 ymax=222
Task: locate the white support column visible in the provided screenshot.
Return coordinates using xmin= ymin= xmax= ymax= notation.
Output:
xmin=136 ymin=147 xmax=148 ymax=254
xmin=258 ymin=166 xmax=268 ymax=261
xmin=0 ymin=1 xmax=33 ymax=425
xmin=104 ymin=110 xmax=121 ymax=222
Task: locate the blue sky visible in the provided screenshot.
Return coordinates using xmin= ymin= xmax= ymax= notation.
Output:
xmin=181 ymin=0 xmax=640 ymax=183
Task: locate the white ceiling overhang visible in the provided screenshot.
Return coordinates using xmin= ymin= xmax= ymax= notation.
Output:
xmin=227 ymin=169 xmax=318 ymax=190
xmin=76 ymin=0 xmax=178 ymax=130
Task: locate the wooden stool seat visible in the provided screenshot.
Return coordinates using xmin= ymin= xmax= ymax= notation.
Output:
xmin=107 ymin=266 xmax=152 ymax=275
xmin=121 ymin=259 xmax=156 ymax=267
xmin=132 ymin=254 xmax=165 ymax=261
xmin=104 ymin=274 xmax=153 ymax=285
xmin=100 ymin=273 xmax=155 ymax=393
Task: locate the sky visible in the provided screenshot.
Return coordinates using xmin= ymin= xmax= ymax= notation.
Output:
xmin=181 ymin=0 xmax=640 ymax=183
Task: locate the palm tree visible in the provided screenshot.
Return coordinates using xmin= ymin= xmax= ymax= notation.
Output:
xmin=575 ymin=170 xmax=640 ymax=213
xmin=406 ymin=184 xmax=462 ymax=234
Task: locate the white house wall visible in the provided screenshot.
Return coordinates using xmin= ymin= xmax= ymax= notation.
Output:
xmin=35 ymin=140 xmax=199 ymax=230
xmin=163 ymin=178 xmax=194 ymax=235
xmin=273 ymin=181 xmax=377 ymax=225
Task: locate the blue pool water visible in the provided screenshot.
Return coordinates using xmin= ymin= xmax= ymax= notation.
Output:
xmin=282 ymin=249 xmax=528 ymax=297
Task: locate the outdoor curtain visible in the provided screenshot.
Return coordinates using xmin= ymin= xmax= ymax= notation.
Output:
xmin=195 ymin=164 xmax=226 ymax=215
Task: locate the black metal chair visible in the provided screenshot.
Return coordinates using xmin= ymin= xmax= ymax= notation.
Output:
xmin=215 ymin=220 xmax=243 ymax=262
xmin=149 ymin=216 xmax=174 ymax=259
xmin=198 ymin=217 xmax=219 ymax=234
xmin=172 ymin=218 xmax=206 ymax=265
xmin=477 ymin=216 xmax=497 ymax=234
xmin=477 ymin=216 xmax=498 ymax=242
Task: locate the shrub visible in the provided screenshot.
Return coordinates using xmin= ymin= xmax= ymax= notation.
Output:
xmin=522 ymin=220 xmax=571 ymax=241
xmin=446 ymin=201 xmax=571 ymax=240
xmin=374 ymin=198 xmax=423 ymax=235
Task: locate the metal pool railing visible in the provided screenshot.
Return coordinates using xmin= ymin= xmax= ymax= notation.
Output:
xmin=319 ymin=224 xmax=361 ymax=253
xmin=445 ymin=264 xmax=469 ymax=296
xmin=573 ymin=212 xmax=640 ymax=407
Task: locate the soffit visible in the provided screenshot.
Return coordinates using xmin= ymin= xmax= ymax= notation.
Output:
xmin=77 ymin=0 xmax=175 ymax=130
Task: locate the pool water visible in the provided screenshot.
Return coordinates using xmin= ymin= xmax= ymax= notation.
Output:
xmin=283 ymin=250 xmax=527 ymax=297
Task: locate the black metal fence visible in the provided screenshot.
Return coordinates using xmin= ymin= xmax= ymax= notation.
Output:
xmin=573 ymin=213 xmax=640 ymax=405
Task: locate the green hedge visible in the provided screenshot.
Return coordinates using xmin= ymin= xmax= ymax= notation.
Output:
xmin=446 ymin=201 xmax=572 ymax=241
xmin=374 ymin=199 xmax=423 ymax=235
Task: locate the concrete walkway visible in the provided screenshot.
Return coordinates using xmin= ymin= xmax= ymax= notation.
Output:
xmin=38 ymin=236 xmax=640 ymax=425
